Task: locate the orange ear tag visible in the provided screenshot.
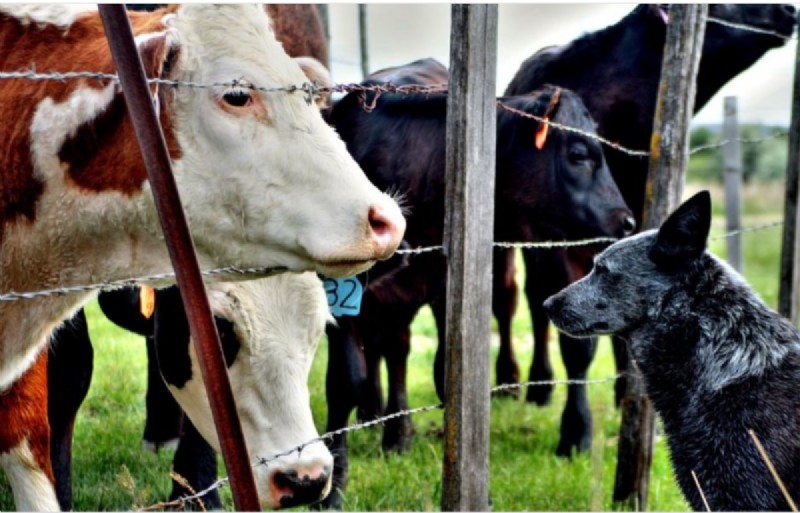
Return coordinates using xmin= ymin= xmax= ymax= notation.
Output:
xmin=535 ymin=117 xmax=549 ymax=149
xmin=140 ymin=285 xmax=156 ymax=319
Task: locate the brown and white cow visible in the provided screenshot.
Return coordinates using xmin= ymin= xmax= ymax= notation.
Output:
xmin=0 ymin=4 xmax=404 ymax=510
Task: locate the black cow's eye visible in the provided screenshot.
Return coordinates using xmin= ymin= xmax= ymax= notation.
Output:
xmin=594 ymin=262 xmax=608 ymax=275
xmin=222 ymin=89 xmax=252 ymax=108
xmin=568 ymin=143 xmax=590 ymax=163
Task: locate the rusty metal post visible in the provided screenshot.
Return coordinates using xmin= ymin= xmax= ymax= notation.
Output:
xmin=614 ymin=5 xmax=707 ymax=511
xmin=441 ymin=4 xmax=497 ymax=511
xmin=98 ymin=6 xmax=260 ymax=511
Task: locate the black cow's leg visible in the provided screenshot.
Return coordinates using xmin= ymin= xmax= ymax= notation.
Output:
xmin=48 ymin=309 xmax=94 ymax=512
xmin=492 ymin=247 xmax=520 ymax=397
xmin=523 ymin=249 xmax=560 ymax=405
xmin=555 ymin=332 xmax=596 ymax=457
xmin=356 ymin=331 xmax=384 ymax=423
xmin=169 ymin=418 xmax=222 ymax=511
xmin=381 ymin=327 xmax=414 ymax=453
xmin=319 ymin=322 xmax=365 ymax=510
xmin=142 ymin=335 xmax=183 ymax=452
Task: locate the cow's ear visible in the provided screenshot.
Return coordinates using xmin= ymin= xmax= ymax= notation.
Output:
xmin=293 ymin=57 xmax=331 ymax=108
xmin=649 ymin=191 xmax=711 ymax=271
xmin=136 ymin=30 xmax=180 ymax=98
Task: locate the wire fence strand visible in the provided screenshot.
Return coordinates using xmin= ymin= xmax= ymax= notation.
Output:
xmin=136 ymin=374 xmax=622 ymax=511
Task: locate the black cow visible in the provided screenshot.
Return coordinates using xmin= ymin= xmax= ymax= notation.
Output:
xmin=319 ymin=57 xmax=635 ymax=508
xmin=497 ymin=4 xmax=797 ymax=439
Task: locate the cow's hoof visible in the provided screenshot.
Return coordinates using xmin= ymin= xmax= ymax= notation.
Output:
xmin=382 ymin=416 xmax=415 ymax=453
xmin=525 ymin=383 xmax=553 ymax=406
xmin=142 ymin=437 xmax=180 ymax=453
xmin=555 ymin=410 xmax=592 ymax=458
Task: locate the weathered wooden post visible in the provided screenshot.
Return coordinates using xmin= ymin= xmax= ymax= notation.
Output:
xmin=614 ymin=5 xmax=707 ymax=510
xmin=98 ymin=5 xmax=260 ymax=510
xmin=359 ymin=4 xmax=369 ymax=79
xmin=441 ymin=4 xmax=497 ymax=511
xmin=723 ymin=97 xmax=743 ymax=273
xmin=779 ymin=15 xmax=800 ymax=322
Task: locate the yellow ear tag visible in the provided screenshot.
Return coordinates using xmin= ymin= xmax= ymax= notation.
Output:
xmin=140 ymin=286 xmax=156 ymax=319
xmin=535 ymin=117 xmax=549 ymax=150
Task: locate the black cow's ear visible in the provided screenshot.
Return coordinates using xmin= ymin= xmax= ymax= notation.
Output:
xmin=649 ymin=191 xmax=711 ymax=271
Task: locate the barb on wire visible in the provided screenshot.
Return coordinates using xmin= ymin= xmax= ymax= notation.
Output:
xmin=136 ymin=373 xmax=622 ymax=511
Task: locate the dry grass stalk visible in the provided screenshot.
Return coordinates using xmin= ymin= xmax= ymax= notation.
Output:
xmin=748 ymin=429 xmax=798 ymax=512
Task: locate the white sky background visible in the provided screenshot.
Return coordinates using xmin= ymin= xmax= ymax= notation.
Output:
xmin=327 ymin=4 xmax=798 ymax=127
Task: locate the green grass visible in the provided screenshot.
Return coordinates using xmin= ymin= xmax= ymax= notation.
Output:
xmin=0 ymin=181 xmax=785 ymax=511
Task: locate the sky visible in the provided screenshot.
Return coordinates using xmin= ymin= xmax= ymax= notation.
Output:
xmin=326 ymin=4 xmax=798 ymax=127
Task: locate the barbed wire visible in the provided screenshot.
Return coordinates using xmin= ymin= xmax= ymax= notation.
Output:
xmin=136 ymin=373 xmax=622 ymax=511
xmin=0 ymin=222 xmax=783 ymax=304
xmin=1 ymin=67 xmax=789 ymax=161
xmin=689 ymin=131 xmax=789 ymax=155
xmin=706 ymin=15 xmax=797 ymax=41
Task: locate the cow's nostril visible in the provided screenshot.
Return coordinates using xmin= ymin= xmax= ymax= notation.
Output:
xmin=271 ymin=468 xmax=332 ymax=508
xmin=622 ymin=215 xmax=636 ymax=236
xmin=367 ymin=204 xmax=406 ymax=258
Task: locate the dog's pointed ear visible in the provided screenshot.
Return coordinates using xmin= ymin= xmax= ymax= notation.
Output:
xmin=649 ymin=191 xmax=711 ymax=271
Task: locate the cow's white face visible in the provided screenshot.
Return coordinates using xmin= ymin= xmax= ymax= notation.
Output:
xmin=163 ymin=4 xmax=405 ymax=278
xmin=166 ymin=273 xmax=333 ymax=509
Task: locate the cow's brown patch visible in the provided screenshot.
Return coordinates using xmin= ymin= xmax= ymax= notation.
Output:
xmin=0 ymin=352 xmax=53 ymax=484
xmin=0 ymin=7 xmax=180 ymax=233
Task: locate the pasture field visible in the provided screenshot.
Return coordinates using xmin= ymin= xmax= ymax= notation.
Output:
xmin=0 ymin=181 xmax=785 ymax=511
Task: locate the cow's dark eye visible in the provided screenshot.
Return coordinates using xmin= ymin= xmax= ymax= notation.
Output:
xmin=594 ymin=262 xmax=608 ymax=275
xmin=222 ymin=89 xmax=252 ymax=108
xmin=568 ymin=143 xmax=591 ymax=163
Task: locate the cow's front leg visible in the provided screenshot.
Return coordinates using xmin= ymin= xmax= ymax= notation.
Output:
xmin=492 ymin=247 xmax=520 ymax=397
xmin=381 ymin=328 xmax=414 ymax=453
xmin=0 ymin=352 xmax=60 ymax=512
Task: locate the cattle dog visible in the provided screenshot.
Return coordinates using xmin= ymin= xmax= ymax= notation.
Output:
xmin=544 ymin=191 xmax=800 ymax=511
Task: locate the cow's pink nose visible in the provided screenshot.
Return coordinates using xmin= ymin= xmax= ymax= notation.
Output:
xmin=368 ymin=203 xmax=406 ymax=260
xmin=270 ymin=466 xmax=331 ymax=508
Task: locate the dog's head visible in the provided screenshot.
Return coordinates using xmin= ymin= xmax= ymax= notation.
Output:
xmin=544 ymin=191 xmax=711 ymax=338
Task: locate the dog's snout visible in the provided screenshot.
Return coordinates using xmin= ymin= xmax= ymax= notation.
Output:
xmin=543 ymin=295 xmax=558 ymax=318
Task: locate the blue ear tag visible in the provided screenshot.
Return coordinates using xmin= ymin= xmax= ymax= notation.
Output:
xmin=322 ymin=277 xmax=363 ymax=317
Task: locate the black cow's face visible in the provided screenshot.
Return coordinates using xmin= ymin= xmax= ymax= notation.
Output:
xmin=496 ymin=87 xmax=635 ymax=242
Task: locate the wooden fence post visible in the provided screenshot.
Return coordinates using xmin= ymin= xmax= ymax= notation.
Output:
xmin=779 ymin=15 xmax=800 ymax=322
xmin=441 ymin=4 xmax=497 ymax=511
xmin=98 ymin=5 xmax=260 ymax=510
xmin=614 ymin=5 xmax=707 ymax=510
xmin=723 ymin=96 xmax=743 ymax=273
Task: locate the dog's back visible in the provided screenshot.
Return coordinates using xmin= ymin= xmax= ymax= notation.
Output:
xmin=545 ymin=192 xmax=800 ymax=511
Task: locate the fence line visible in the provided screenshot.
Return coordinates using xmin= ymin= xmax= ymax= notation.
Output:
xmin=707 ymin=15 xmax=797 ymax=41
xmin=137 ymin=373 xmax=622 ymax=511
xmin=1 ymin=68 xmax=788 ymax=165
xmin=0 ymin=222 xmax=783 ymax=303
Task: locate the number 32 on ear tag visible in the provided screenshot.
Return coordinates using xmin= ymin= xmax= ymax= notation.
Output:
xmin=323 ymin=277 xmax=363 ymax=317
